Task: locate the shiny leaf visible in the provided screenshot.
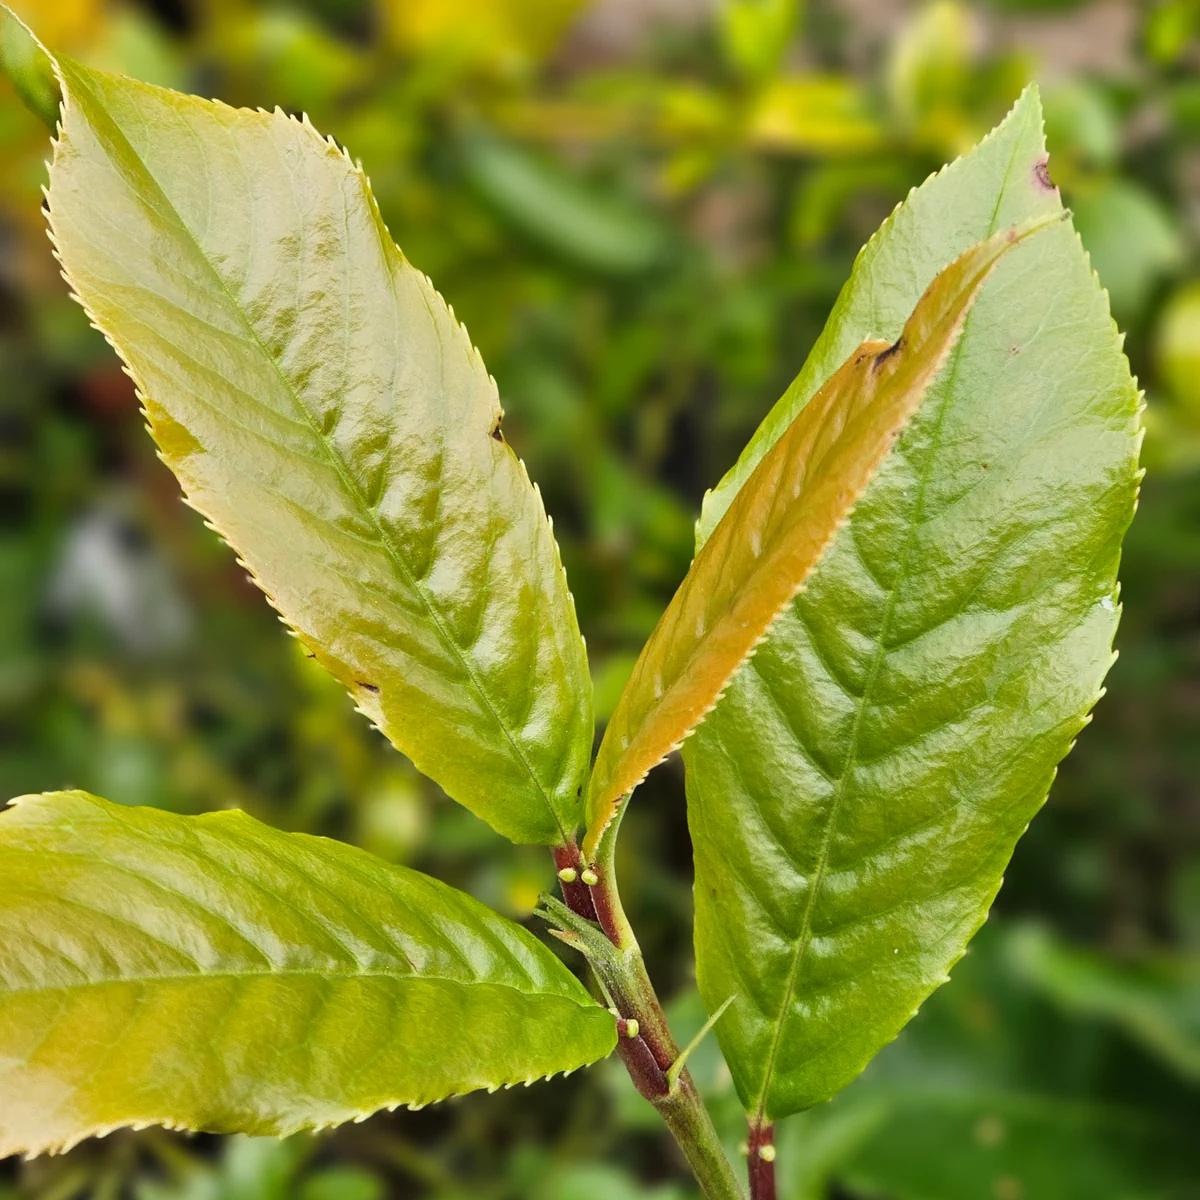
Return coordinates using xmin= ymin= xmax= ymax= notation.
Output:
xmin=685 ymin=87 xmax=1141 ymax=1120
xmin=585 ymin=217 xmax=1058 ymax=857
xmin=42 ymin=54 xmax=592 ymax=846
xmin=0 ymin=791 xmax=616 ymax=1157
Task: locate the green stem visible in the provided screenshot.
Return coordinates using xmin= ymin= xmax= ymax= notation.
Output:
xmin=549 ymin=818 xmax=747 ymax=1200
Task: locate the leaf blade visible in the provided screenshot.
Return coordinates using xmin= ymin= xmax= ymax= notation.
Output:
xmin=0 ymin=791 xmax=616 ymax=1158
xmin=44 ymin=56 xmax=591 ymax=846
xmin=583 ymin=215 xmax=1059 ymax=858
xmin=684 ymin=87 xmax=1142 ymax=1121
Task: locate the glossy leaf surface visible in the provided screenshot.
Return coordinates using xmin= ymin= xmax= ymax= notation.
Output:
xmin=0 ymin=791 xmax=616 ymax=1157
xmin=585 ymin=219 xmax=1055 ymax=857
xmin=685 ymin=88 xmax=1141 ymax=1120
xmin=43 ymin=55 xmax=591 ymax=845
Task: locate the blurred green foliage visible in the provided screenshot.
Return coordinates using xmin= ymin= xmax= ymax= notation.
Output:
xmin=0 ymin=0 xmax=1196 ymax=1196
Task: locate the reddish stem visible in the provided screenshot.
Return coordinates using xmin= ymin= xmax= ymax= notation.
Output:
xmin=616 ymin=1025 xmax=669 ymax=1099
xmin=552 ymin=842 xmax=598 ymax=924
xmin=747 ymin=1121 xmax=776 ymax=1200
xmin=584 ymin=862 xmax=625 ymax=956
xmin=546 ymin=837 xmax=746 ymax=1199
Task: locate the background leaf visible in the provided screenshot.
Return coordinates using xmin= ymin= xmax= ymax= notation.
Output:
xmin=1008 ymin=924 xmax=1200 ymax=1082
xmin=43 ymin=55 xmax=592 ymax=846
xmin=0 ymin=791 xmax=615 ymax=1157
xmin=778 ymin=924 xmax=1199 ymax=1200
xmin=0 ymin=7 xmax=57 ymax=129
xmin=461 ymin=132 xmax=668 ymax=277
xmin=684 ymin=86 xmax=1142 ymax=1121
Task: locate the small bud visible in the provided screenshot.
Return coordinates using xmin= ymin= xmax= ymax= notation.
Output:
xmin=758 ymin=1145 xmax=776 ymax=1163
xmin=557 ymin=867 xmax=578 ymax=884
xmin=580 ymin=868 xmax=599 ymax=886
xmin=623 ymin=1018 xmax=640 ymax=1039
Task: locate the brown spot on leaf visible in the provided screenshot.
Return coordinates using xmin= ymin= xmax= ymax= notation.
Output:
xmin=355 ymin=681 xmax=380 ymax=694
xmin=873 ymin=336 xmax=904 ymax=371
xmin=491 ymin=420 xmax=504 ymax=442
xmin=1033 ymin=157 xmax=1055 ymax=192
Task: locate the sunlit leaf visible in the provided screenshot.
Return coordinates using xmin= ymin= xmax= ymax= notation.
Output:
xmin=0 ymin=791 xmax=616 ymax=1157
xmin=720 ymin=0 xmax=799 ymax=84
xmin=382 ymin=0 xmax=586 ymax=72
xmin=886 ymin=0 xmax=970 ymax=138
xmin=748 ymin=77 xmax=881 ymax=156
xmin=2 ymin=0 xmax=98 ymax=57
xmin=685 ymin=87 xmax=1142 ymax=1121
xmin=39 ymin=50 xmax=592 ymax=845
xmin=584 ymin=217 xmax=1058 ymax=857
xmin=1156 ymin=280 xmax=1200 ymax=422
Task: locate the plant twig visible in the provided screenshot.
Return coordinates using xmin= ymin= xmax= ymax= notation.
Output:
xmin=747 ymin=1119 xmax=776 ymax=1200
xmin=548 ymin=810 xmax=747 ymax=1200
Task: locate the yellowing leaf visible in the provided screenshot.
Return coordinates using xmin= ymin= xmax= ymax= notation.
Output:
xmin=383 ymin=0 xmax=586 ymax=71
xmin=41 ymin=55 xmax=593 ymax=846
xmin=583 ymin=215 xmax=1060 ymax=859
xmin=3 ymin=0 xmax=98 ymax=51
xmin=747 ymin=77 xmax=881 ymax=156
xmin=0 ymin=791 xmax=616 ymax=1158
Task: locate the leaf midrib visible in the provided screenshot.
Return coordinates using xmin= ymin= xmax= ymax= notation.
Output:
xmin=54 ymin=62 xmax=568 ymax=845
xmin=0 ymin=967 xmax=591 ymax=1004
xmin=750 ymin=136 xmax=1029 ymax=1122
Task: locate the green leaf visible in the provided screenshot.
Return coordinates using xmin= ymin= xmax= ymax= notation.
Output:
xmin=779 ymin=923 xmax=1200 ymax=1200
xmin=461 ymin=132 xmax=668 ymax=277
xmin=585 ymin=218 xmax=1058 ymax=858
xmin=719 ymin=0 xmax=799 ymax=84
xmin=0 ymin=6 xmax=58 ymax=129
xmin=0 ymin=791 xmax=616 ymax=1157
xmin=39 ymin=50 xmax=591 ymax=846
xmin=1009 ymin=924 xmax=1200 ymax=1082
xmin=684 ymin=86 xmax=1141 ymax=1121
xmin=1156 ymin=280 xmax=1200 ymax=421
xmin=825 ymin=1092 xmax=1192 ymax=1200
xmin=1070 ymin=178 xmax=1184 ymax=324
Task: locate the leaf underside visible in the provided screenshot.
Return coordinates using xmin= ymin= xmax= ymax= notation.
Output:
xmin=44 ymin=55 xmax=591 ymax=846
xmin=0 ymin=792 xmax=615 ymax=1158
xmin=583 ymin=216 xmax=1057 ymax=858
xmin=684 ymin=87 xmax=1142 ymax=1121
